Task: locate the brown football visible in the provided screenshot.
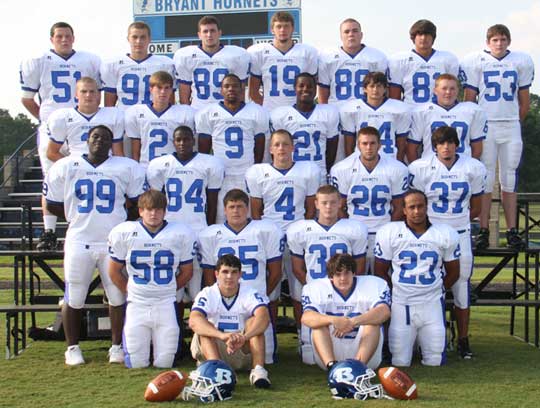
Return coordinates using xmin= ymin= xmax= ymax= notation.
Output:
xmin=144 ymin=370 xmax=187 ymax=402
xmin=378 ymin=367 xmax=418 ymax=400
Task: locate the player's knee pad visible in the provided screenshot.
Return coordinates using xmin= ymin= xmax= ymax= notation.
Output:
xmin=452 ymin=275 xmax=471 ymax=309
xmin=153 ymin=353 xmax=175 ymax=368
xmin=64 ymin=282 xmax=88 ymax=309
xmin=175 ymin=287 xmax=186 ymax=303
xmin=125 ymin=353 xmax=150 ymax=369
xmin=103 ymin=281 xmax=126 ymax=306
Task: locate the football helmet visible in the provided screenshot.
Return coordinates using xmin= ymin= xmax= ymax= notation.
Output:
xmin=181 ymin=360 xmax=236 ymax=403
xmin=328 ymin=359 xmax=384 ymax=400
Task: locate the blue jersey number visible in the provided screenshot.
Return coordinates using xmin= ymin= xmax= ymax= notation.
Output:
xmin=412 ymin=71 xmax=440 ymax=103
xmin=74 ymin=179 xmax=116 ymax=214
xmin=398 ymin=250 xmax=438 ymax=285
xmin=350 ymin=185 xmax=390 ymax=216
xmin=193 ymin=67 xmax=229 ymax=100
xmin=224 ymin=127 xmax=244 ymax=159
xmin=293 ymin=130 xmax=322 ymax=161
xmin=431 ymin=121 xmax=469 ymax=153
xmin=148 ymin=128 xmax=169 ymax=160
xmin=51 ymin=70 xmax=81 ymax=103
xmin=165 ymin=178 xmax=204 ymax=213
xmin=430 ymin=181 xmax=469 ymax=214
xmin=360 ymin=121 xmax=393 ymax=154
xmin=217 ymin=245 xmax=259 ymax=280
xmin=269 ymin=65 xmax=301 ymax=97
xmin=483 ymin=70 xmax=518 ymax=102
xmin=275 ymin=187 xmax=295 ymax=221
xmin=130 ymin=249 xmax=175 ymax=285
xmin=334 ymin=68 xmax=369 ymax=100
xmin=308 ymin=243 xmax=349 ymax=279
xmin=120 ymin=73 xmax=151 ymax=105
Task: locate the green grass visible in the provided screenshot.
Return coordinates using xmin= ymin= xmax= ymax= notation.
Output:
xmin=0 ymin=307 xmax=538 ymax=408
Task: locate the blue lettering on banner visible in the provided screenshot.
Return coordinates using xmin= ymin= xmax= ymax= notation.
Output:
xmin=155 ymin=0 xmax=204 ymax=12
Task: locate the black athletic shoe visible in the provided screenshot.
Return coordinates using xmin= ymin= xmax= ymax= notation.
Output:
xmin=36 ymin=229 xmax=58 ymax=251
xmin=457 ymin=337 xmax=473 ymax=359
xmin=506 ymin=228 xmax=525 ymax=250
xmin=474 ymin=228 xmax=490 ymax=250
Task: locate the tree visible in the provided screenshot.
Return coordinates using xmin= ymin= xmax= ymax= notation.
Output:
xmin=0 ymin=109 xmax=37 ymax=165
xmin=519 ymin=93 xmax=540 ymax=193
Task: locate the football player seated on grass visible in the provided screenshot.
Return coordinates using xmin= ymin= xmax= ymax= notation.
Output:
xmin=301 ymin=253 xmax=391 ymax=370
xmin=108 ymin=190 xmax=194 ymax=368
xmin=189 ymin=254 xmax=272 ymax=389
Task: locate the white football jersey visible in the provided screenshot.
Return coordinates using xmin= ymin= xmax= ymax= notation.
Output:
xmin=198 ymin=219 xmax=284 ymax=295
xmin=330 ymin=154 xmax=409 ymax=232
xmin=108 ymin=220 xmax=194 ymax=304
xmin=408 ymin=154 xmax=486 ymax=229
xmin=270 ymin=104 xmax=339 ymax=175
xmin=302 ymin=276 xmax=391 ymax=339
xmin=245 ymin=162 xmax=321 ymax=231
xmin=340 ymin=98 xmax=411 ymax=159
xmin=146 ymin=152 xmax=225 ymax=229
xmin=374 ymin=221 xmax=460 ymax=305
xmin=248 ymin=43 xmax=318 ymax=111
xmin=318 ymin=46 xmax=388 ymax=105
xmin=19 ymin=50 xmax=101 ymax=122
xmin=195 ymin=102 xmax=269 ymax=176
xmin=409 ymin=102 xmax=488 ymax=158
xmin=459 ymin=50 xmax=535 ymax=121
xmin=100 ymin=54 xmax=175 ymax=110
xmin=124 ymin=103 xmax=196 ymax=165
xmin=287 ymin=219 xmax=369 ymax=281
xmin=388 ymin=49 xmax=459 ymax=105
xmin=174 ymin=45 xmax=250 ymax=110
xmin=47 ymin=107 xmax=124 ymax=155
xmin=192 ymin=282 xmax=269 ymax=332
xmin=44 ymin=155 xmax=145 ymax=244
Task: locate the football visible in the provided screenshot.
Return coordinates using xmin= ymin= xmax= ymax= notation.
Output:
xmin=144 ymin=370 xmax=188 ymax=402
xmin=377 ymin=367 xmax=418 ymax=400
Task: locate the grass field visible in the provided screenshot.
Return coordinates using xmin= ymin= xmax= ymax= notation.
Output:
xmin=0 ymin=306 xmax=539 ymax=408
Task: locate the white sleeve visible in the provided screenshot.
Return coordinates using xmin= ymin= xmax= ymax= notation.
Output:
xmin=46 ymin=111 xmax=67 ymax=144
xmin=388 ymin=56 xmax=404 ymax=88
xmin=317 ymin=54 xmax=331 ymax=88
xmin=100 ymin=60 xmax=118 ymax=94
xmin=446 ymin=53 xmax=460 ymax=77
xmin=518 ymin=53 xmax=535 ymax=89
xmin=245 ymin=165 xmax=263 ymax=198
xmin=206 ymin=157 xmax=225 ymax=191
xmin=192 ymin=287 xmax=214 ymax=316
xmin=262 ymin=222 xmax=284 ymax=262
xmin=126 ymin=162 xmax=146 ymax=199
xmin=195 ymin=108 xmax=212 ymax=137
xmin=407 ymin=162 xmax=425 ymax=191
xmin=459 ymin=55 xmax=480 ymax=92
xmin=255 ymin=106 xmax=270 ymax=137
xmin=307 ymin=164 xmax=322 ymax=195
xmin=286 ymin=222 xmax=305 ymax=257
xmin=350 ymin=222 xmax=368 ymax=258
xmin=173 ymin=49 xmax=193 ymax=84
xmin=234 ymin=51 xmax=251 ymax=82
xmin=326 ymin=106 xmax=340 ymax=139
xmin=112 ymin=109 xmax=125 ymax=142
xmin=330 ymin=163 xmax=351 ymax=196
xmin=198 ymin=228 xmax=218 ymax=269
xmin=306 ymin=47 xmax=319 ymax=76
xmin=408 ymin=109 xmax=424 ymax=143
xmin=124 ymin=106 xmax=140 ymax=139
xmin=269 ymin=108 xmax=285 ymax=133
xmin=395 ymin=107 xmax=411 ymax=138
xmin=248 ymin=46 xmax=262 ymax=77
xmin=244 ymin=290 xmax=269 ymax=315
xmin=178 ymin=227 xmax=196 ymax=265
xmin=471 ymin=161 xmax=487 ymax=196
xmin=390 ymin=163 xmax=409 ymax=198
xmin=146 ymin=159 xmax=166 ymax=191
xmin=470 ymin=107 xmax=488 ymax=142
xmin=371 ymin=278 xmax=392 ymax=308
xmin=339 ymin=105 xmax=358 ymax=137
xmin=301 ymin=282 xmax=324 ymax=313
xmin=374 ymin=226 xmax=393 ymax=262
xmin=442 ymin=227 xmax=460 ymax=262
xmin=44 ymin=161 xmax=66 ymax=204
xmin=19 ymin=57 xmax=40 ymax=96
xmin=107 ymin=225 xmax=128 ymax=263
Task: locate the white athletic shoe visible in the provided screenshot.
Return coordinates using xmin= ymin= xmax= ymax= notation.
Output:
xmin=65 ymin=345 xmax=85 ymax=366
xmin=249 ymin=365 xmax=271 ymax=388
xmin=108 ymin=344 xmax=124 ymax=364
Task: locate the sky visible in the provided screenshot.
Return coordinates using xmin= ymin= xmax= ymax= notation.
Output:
xmin=2 ymin=0 xmax=539 ymax=121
